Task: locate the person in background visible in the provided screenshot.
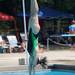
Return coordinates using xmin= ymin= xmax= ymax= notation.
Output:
xmin=68 ymin=20 xmax=75 ymax=46
xmin=69 ymin=20 xmax=75 ymax=34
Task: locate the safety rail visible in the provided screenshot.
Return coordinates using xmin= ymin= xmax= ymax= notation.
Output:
xmin=47 ymin=34 xmax=75 ymax=50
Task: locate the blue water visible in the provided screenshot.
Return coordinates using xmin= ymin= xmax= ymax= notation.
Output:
xmin=0 ymin=70 xmax=75 ymax=75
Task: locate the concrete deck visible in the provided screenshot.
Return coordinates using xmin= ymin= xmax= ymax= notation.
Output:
xmin=0 ymin=50 xmax=75 ymax=71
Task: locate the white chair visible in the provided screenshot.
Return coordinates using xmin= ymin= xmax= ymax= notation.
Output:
xmin=0 ymin=36 xmax=6 ymax=53
xmin=7 ymin=35 xmax=19 ymax=53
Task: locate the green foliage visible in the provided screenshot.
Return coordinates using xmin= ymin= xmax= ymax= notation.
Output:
xmin=0 ymin=21 xmax=10 ymax=29
xmin=0 ymin=21 xmax=11 ymax=33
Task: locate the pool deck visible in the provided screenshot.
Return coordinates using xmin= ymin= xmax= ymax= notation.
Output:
xmin=0 ymin=50 xmax=75 ymax=71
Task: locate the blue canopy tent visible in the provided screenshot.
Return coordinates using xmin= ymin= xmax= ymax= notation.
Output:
xmin=17 ymin=6 xmax=73 ymax=19
xmin=39 ymin=6 xmax=73 ymax=19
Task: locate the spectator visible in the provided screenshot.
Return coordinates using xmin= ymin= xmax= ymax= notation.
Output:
xmin=68 ymin=20 xmax=75 ymax=46
xmin=69 ymin=20 xmax=75 ymax=34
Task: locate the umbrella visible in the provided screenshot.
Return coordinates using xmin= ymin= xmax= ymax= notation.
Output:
xmin=0 ymin=12 xmax=14 ymax=21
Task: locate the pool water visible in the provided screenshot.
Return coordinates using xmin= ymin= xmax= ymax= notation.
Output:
xmin=0 ymin=70 xmax=75 ymax=75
